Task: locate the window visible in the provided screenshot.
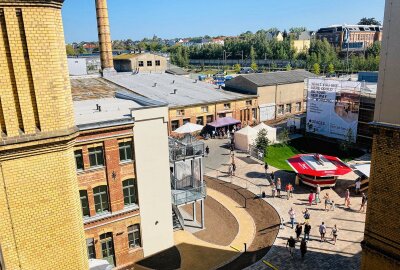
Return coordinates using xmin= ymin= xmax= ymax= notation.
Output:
xmin=123 ymin=179 xmax=137 ymax=206
xmin=74 ymin=150 xmax=84 ymax=171
xmin=128 ymin=224 xmax=141 ymax=248
xmin=246 ymin=100 xmax=252 ymax=106
xmin=80 ymin=190 xmax=90 ymax=217
xmin=155 ymin=60 xmax=161 ymax=66
xmin=218 ymin=113 xmax=226 ymax=118
xmin=147 ymin=61 xmax=152 ymax=66
xmin=224 ymin=103 xmax=231 ymax=110
xmin=88 ymin=146 xmax=104 ymax=167
xmin=183 ymin=118 xmax=190 ymax=125
xmin=206 ymin=115 xmax=214 ymax=123
xmin=252 ymin=108 xmax=257 ymax=120
xmin=176 ymin=109 xmax=185 ymax=116
xmin=100 ymin=232 xmax=115 ymax=266
xmin=86 ymin=238 xmax=96 ymax=259
xmin=295 ymin=102 xmax=302 ymax=112
xmin=201 ymin=106 xmax=208 ymax=113
xmin=286 ymin=104 xmax=292 ymax=113
xmin=138 ymin=61 xmax=144 ymax=67
xmin=93 ymin=186 xmax=109 ymax=214
xmin=119 ymin=141 xmax=133 ymax=162
xmin=277 ymin=105 xmax=284 ymax=115
xmin=171 ymin=120 xmax=179 ymax=131
xmin=196 ymin=116 xmax=204 ymax=125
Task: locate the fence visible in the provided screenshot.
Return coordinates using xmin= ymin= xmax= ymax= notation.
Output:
xmin=249 ymin=145 xmax=265 ymax=162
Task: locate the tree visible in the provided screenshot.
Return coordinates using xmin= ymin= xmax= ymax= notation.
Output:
xmin=285 ymin=63 xmax=292 ymax=71
xmin=255 ymin=128 xmax=270 ymax=156
xmin=251 ymin=62 xmax=258 ymax=71
xmin=278 ymin=128 xmax=290 ymax=145
xmin=250 ymin=45 xmax=256 ymax=62
xmin=77 ymin=46 xmax=87 ymax=55
xmin=328 ymin=63 xmax=335 ymax=74
xmin=366 ymin=41 xmax=381 ymax=58
xmin=358 ymin=17 xmax=381 ymax=26
xmin=66 ymin=44 xmax=76 ymax=56
xmin=233 ymin=63 xmax=241 ymax=73
xmin=312 ymin=63 xmax=320 ymax=75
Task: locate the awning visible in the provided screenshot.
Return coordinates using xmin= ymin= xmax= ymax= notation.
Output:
xmin=352 ymin=163 xmax=370 ymax=178
xmin=207 ymin=116 xmax=241 ymax=128
xmin=174 ymin=122 xmax=204 ymax=134
xmin=286 ymin=154 xmax=352 ymax=177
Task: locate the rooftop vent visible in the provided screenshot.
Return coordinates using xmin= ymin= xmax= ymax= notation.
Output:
xmin=170 ymin=89 xmax=178 ymax=94
xmin=153 ymin=82 xmax=157 ymax=87
xmin=172 ymin=80 xmax=175 ymax=84
xmin=194 ymin=79 xmax=198 ymax=83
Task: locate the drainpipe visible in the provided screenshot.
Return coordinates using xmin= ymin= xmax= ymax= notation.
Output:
xmin=275 ymin=84 xmax=278 ymax=120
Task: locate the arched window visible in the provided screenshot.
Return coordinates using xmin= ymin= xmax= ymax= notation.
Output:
xmin=128 ymin=224 xmax=141 ymax=248
xmin=93 ymin=185 xmax=109 ymax=213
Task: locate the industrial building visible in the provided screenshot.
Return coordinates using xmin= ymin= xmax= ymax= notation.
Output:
xmin=107 ymin=73 xmax=259 ymax=133
xmin=113 ymin=52 xmax=168 ymax=73
xmin=224 ymin=70 xmax=316 ymax=123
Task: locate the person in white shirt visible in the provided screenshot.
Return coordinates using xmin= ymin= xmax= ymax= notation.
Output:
xmin=355 ymin=179 xmax=361 ymax=194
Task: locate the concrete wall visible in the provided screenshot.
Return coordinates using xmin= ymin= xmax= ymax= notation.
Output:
xmin=132 ymin=106 xmax=174 ymax=257
xmin=374 ymin=0 xmax=400 ymax=126
xmin=68 ymin=58 xmax=88 ymax=76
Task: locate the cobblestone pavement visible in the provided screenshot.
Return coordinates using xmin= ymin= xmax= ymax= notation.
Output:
xmin=205 ymin=140 xmax=366 ymax=270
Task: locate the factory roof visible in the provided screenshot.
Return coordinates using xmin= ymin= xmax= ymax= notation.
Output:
xmin=106 ymin=73 xmax=256 ymax=108
xmin=225 ymin=70 xmax=316 ymax=88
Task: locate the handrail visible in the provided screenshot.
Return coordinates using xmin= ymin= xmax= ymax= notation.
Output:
xmin=172 ymin=204 xmax=185 ymax=229
xmin=171 ymin=184 xmax=207 ymax=205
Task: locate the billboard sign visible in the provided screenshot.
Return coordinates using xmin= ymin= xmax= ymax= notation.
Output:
xmin=306 ymin=78 xmax=361 ymax=142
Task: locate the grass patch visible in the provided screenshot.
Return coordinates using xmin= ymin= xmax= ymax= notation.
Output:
xmin=265 ymin=137 xmax=365 ymax=171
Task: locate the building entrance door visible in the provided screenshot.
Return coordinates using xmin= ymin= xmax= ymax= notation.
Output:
xmin=100 ymin=232 xmax=115 ymax=266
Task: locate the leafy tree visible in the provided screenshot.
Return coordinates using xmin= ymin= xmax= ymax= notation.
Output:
xmin=233 ymin=63 xmax=241 ymax=73
xmin=285 ymin=63 xmax=292 ymax=71
xmin=328 ymin=63 xmax=335 ymax=74
xmin=255 ymin=128 xmax=270 ymax=155
xmin=251 ymin=62 xmax=258 ymax=71
xmin=250 ymin=45 xmax=256 ymax=62
xmin=278 ymin=128 xmax=290 ymax=145
xmin=313 ymin=63 xmax=320 ymax=75
xmin=358 ymin=17 xmax=381 ymax=25
xmin=77 ymin=46 xmax=87 ymax=55
xmin=366 ymin=41 xmax=381 ymax=58
xmin=66 ymin=44 xmax=76 ymax=56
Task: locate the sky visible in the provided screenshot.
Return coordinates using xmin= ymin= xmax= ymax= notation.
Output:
xmin=62 ymin=0 xmax=385 ymax=43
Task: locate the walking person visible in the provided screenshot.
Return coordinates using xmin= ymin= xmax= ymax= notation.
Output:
xmin=302 ymin=208 xmax=310 ymax=223
xmin=319 ymin=222 xmax=327 ymax=242
xmin=286 ymin=236 xmax=296 ymax=257
xmin=205 ymin=145 xmax=210 ymax=156
xmin=359 ymin=192 xmax=368 ymax=212
xmin=344 ymin=188 xmax=351 ymax=208
xmin=295 ymin=224 xmax=303 ymax=240
xmin=288 ymin=207 xmax=296 ymax=229
xmin=300 ymin=238 xmax=307 ymax=260
xmin=331 ymin=224 xmax=338 ymax=245
xmin=264 ymin=162 xmax=269 ymax=178
xmin=232 ymin=162 xmax=236 ymax=176
xmin=323 ymin=193 xmax=331 ymax=211
xmin=286 ymin=182 xmax=294 ymax=200
xmin=316 ymin=184 xmax=321 ymax=203
xmin=355 ymin=178 xmax=361 ymax=194
xmin=276 ymin=178 xmax=282 ymax=198
xmin=270 ymin=171 xmax=275 ymax=184
xmin=271 ymin=182 xmax=276 ymax=198
xmin=304 ymin=223 xmax=311 ymax=241
xmin=228 ymin=163 xmax=233 ymax=177
xmin=308 ymin=191 xmax=314 ymax=206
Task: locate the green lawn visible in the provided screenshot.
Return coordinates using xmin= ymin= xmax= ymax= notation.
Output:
xmin=265 ymin=137 xmax=365 ymax=171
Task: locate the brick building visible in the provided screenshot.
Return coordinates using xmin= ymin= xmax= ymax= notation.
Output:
xmin=0 ymin=1 xmax=89 ymax=269
xmin=360 ymin=0 xmax=400 ymax=268
xmin=71 ymin=78 xmax=174 ymax=269
xmin=316 ymin=24 xmax=383 ymax=53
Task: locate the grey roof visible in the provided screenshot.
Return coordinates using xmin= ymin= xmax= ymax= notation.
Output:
xmin=298 ymin=31 xmax=312 ymax=40
xmin=227 ymin=70 xmax=317 ymax=87
xmin=106 ymin=73 xmax=256 ymax=108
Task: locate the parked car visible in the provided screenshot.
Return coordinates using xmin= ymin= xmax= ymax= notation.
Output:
xmin=239 ymin=67 xmax=254 ymax=74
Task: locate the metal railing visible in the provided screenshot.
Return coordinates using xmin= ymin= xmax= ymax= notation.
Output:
xmin=169 ymin=137 xmax=205 ymax=161
xmin=171 ymin=175 xmax=202 ymax=190
xmin=171 ymin=184 xmax=207 ymax=205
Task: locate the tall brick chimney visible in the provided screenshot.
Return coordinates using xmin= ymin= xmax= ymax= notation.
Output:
xmin=95 ymin=0 xmax=116 ymax=76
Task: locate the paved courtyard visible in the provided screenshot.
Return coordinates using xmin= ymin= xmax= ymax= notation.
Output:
xmin=204 ymin=138 xmax=366 ymax=270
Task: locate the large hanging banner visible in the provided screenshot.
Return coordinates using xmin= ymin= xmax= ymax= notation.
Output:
xmin=306 ymin=78 xmax=361 ymax=142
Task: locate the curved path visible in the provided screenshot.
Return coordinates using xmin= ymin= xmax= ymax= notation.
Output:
xmin=174 ymin=188 xmax=256 ymax=270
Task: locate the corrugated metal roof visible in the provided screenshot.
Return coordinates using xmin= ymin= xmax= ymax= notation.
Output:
xmin=227 ymin=70 xmax=317 ymax=87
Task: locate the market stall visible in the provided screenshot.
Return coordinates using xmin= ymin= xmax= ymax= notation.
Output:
xmin=234 ymin=126 xmax=258 ymax=151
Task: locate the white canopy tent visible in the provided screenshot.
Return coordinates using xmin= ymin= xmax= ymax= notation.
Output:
xmin=234 ymin=126 xmax=258 ymax=151
xmin=254 ymin=123 xmax=278 ymax=144
xmin=174 ymin=122 xmax=204 ymax=134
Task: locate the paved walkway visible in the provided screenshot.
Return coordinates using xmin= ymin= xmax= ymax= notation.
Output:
xmin=174 ymin=188 xmax=256 ymax=270
xmin=204 ymin=139 xmax=366 ymax=270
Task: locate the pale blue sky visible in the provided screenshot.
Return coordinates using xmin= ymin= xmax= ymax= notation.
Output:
xmin=62 ymin=0 xmax=385 ymax=43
